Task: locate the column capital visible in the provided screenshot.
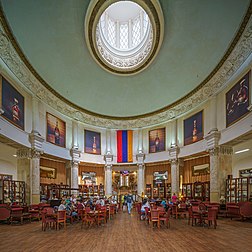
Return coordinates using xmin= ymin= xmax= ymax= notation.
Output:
xmin=136 ymin=153 xmax=145 ymax=165
xmin=105 ymin=164 xmax=113 ymax=172
xmin=30 ymin=148 xmax=42 ymax=159
xmin=29 ymin=130 xmax=44 ymax=152
xmin=16 ymin=148 xmax=31 ymax=159
xmin=104 ymin=154 xmax=113 ymax=166
xmin=170 ymin=158 xmax=179 ymax=166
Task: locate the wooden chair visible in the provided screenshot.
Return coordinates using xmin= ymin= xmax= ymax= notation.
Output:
xmin=159 ymin=208 xmax=171 ymax=228
xmin=41 ymin=210 xmax=56 ymax=231
xmin=203 ymin=208 xmax=218 ymax=228
xmin=56 ymin=210 xmax=66 ymax=230
xmin=144 ymin=207 xmax=150 ymax=225
xmin=150 ymin=209 xmax=160 ymax=228
xmin=97 ymin=209 xmax=106 ymax=226
xmin=188 ymin=206 xmax=201 ymax=226
xmin=29 ymin=204 xmax=41 ymax=221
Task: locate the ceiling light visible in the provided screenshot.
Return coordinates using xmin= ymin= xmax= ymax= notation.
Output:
xmin=234 ymin=149 xmax=250 ymax=154
xmin=13 ymin=154 xmax=17 ymax=157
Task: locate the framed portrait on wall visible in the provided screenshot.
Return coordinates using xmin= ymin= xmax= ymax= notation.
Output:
xmin=0 ymin=76 xmax=25 ymax=130
xmin=226 ymin=71 xmax=250 ymax=127
xmin=149 ymin=128 xmax=166 ymax=153
xmin=184 ymin=110 xmax=203 ymax=146
xmin=84 ymin=129 xmax=101 ymax=155
xmin=46 ymin=112 xmax=66 ymax=147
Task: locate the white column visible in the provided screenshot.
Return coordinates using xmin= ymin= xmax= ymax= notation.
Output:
xmin=138 ymin=128 xmax=143 ymax=153
xmin=106 ymin=129 xmax=112 ymax=154
xmin=136 ymin=153 xmax=145 ymax=196
xmin=72 ymin=121 xmax=79 ymax=149
xmin=104 ymin=154 xmax=113 ymax=196
xmin=208 ymin=96 xmax=218 ymax=133
xmin=69 ymin=148 xmax=81 ymax=195
xmin=170 ymin=119 xmax=177 ymax=147
xmin=105 ymin=165 xmax=112 ymax=196
xmin=30 ymin=149 xmax=42 ymax=204
xmin=28 ymin=131 xmax=44 ymax=204
xmin=32 ymin=97 xmax=40 ymax=134
xmin=169 ymin=146 xmax=180 ymax=196
xmin=170 ymin=159 xmax=180 ymax=196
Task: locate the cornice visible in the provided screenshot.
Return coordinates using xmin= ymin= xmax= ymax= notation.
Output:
xmin=0 ymin=2 xmax=252 ymax=129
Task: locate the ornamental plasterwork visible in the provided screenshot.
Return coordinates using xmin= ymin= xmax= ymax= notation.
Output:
xmin=0 ymin=16 xmax=252 ymax=129
xmin=96 ymin=27 xmax=153 ymax=70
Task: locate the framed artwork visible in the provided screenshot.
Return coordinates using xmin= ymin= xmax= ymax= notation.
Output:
xmin=40 ymin=166 xmax=57 ymax=179
xmin=184 ymin=110 xmax=203 ymax=146
xmin=0 ymin=76 xmax=25 ymax=130
xmin=239 ymin=168 xmax=252 ymax=178
xmin=149 ymin=128 xmax=165 ymax=153
xmin=226 ymin=71 xmax=250 ymax=127
xmin=84 ymin=129 xmax=101 ymax=155
xmin=46 ymin=112 xmax=66 ymax=147
xmin=192 ymin=164 xmax=210 ymax=176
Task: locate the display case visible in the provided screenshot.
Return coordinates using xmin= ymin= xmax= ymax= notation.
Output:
xmin=145 ymin=184 xmax=152 ymax=198
xmin=193 ymin=181 xmax=210 ymax=201
xmin=40 ymin=183 xmax=70 ymax=200
xmin=226 ymin=177 xmax=252 ymax=203
xmin=0 ymin=179 xmax=26 ymax=205
xmin=165 ymin=183 xmax=171 ymax=199
xmin=159 ymin=185 xmax=165 ymax=198
xmin=153 ymin=187 xmax=158 ymax=198
xmin=182 ymin=183 xmax=193 ymax=199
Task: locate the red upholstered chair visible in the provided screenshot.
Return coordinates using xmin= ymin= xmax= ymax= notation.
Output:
xmin=0 ymin=204 xmax=11 ymax=223
xmin=10 ymin=208 xmax=24 ymax=225
xmin=150 ymin=209 xmax=160 ymax=228
xmin=239 ymin=202 xmax=252 ymax=221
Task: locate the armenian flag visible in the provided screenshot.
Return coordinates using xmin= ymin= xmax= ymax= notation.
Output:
xmin=117 ymin=130 xmax=133 ymax=163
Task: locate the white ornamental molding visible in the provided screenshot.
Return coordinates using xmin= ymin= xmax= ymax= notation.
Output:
xmin=70 ymin=147 xmax=81 ymax=165
xmin=1 ymin=15 xmax=252 ymax=129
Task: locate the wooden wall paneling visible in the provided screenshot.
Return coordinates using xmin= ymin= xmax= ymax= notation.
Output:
xmin=182 ymin=155 xmax=210 ymax=183
xmin=79 ymin=162 xmax=105 ymax=185
xmin=40 ymin=158 xmax=67 ymax=184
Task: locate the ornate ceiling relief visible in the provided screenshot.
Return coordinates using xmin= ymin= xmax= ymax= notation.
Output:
xmin=0 ymin=14 xmax=252 ymax=129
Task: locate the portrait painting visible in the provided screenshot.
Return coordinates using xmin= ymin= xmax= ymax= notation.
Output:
xmin=84 ymin=130 xmax=101 ymax=155
xmin=226 ymin=71 xmax=250 ymax=127
xmin=184 ymin=110 xmax=203 ymax=146
xmin=46 ymin=112 xmax=66 ymax=147
xmin=149 ymin=128 xmax=166 ymax=153
xmin=0 ymin=76 xmax=24 ymax=130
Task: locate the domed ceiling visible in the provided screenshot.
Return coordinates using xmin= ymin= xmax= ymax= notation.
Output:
xmin=0 ymin=0 xmax=251 ymax=121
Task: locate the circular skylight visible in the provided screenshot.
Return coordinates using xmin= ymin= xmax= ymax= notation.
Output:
xmin=85 ymin=0 xmax=164 ymax=75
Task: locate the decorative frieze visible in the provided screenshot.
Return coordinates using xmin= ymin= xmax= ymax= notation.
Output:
xmin=0 ymin=13 xmax=252 ymax=128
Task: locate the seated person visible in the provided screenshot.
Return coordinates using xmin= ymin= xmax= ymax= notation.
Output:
xmin=58 ymin=200 xmax=66 ymax=211
xmin=140 ymin=199 xmax=150 ymax=219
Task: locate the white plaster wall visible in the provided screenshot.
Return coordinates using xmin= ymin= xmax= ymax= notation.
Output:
xmin=0 ymin=143 xmax=17 ymax=179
